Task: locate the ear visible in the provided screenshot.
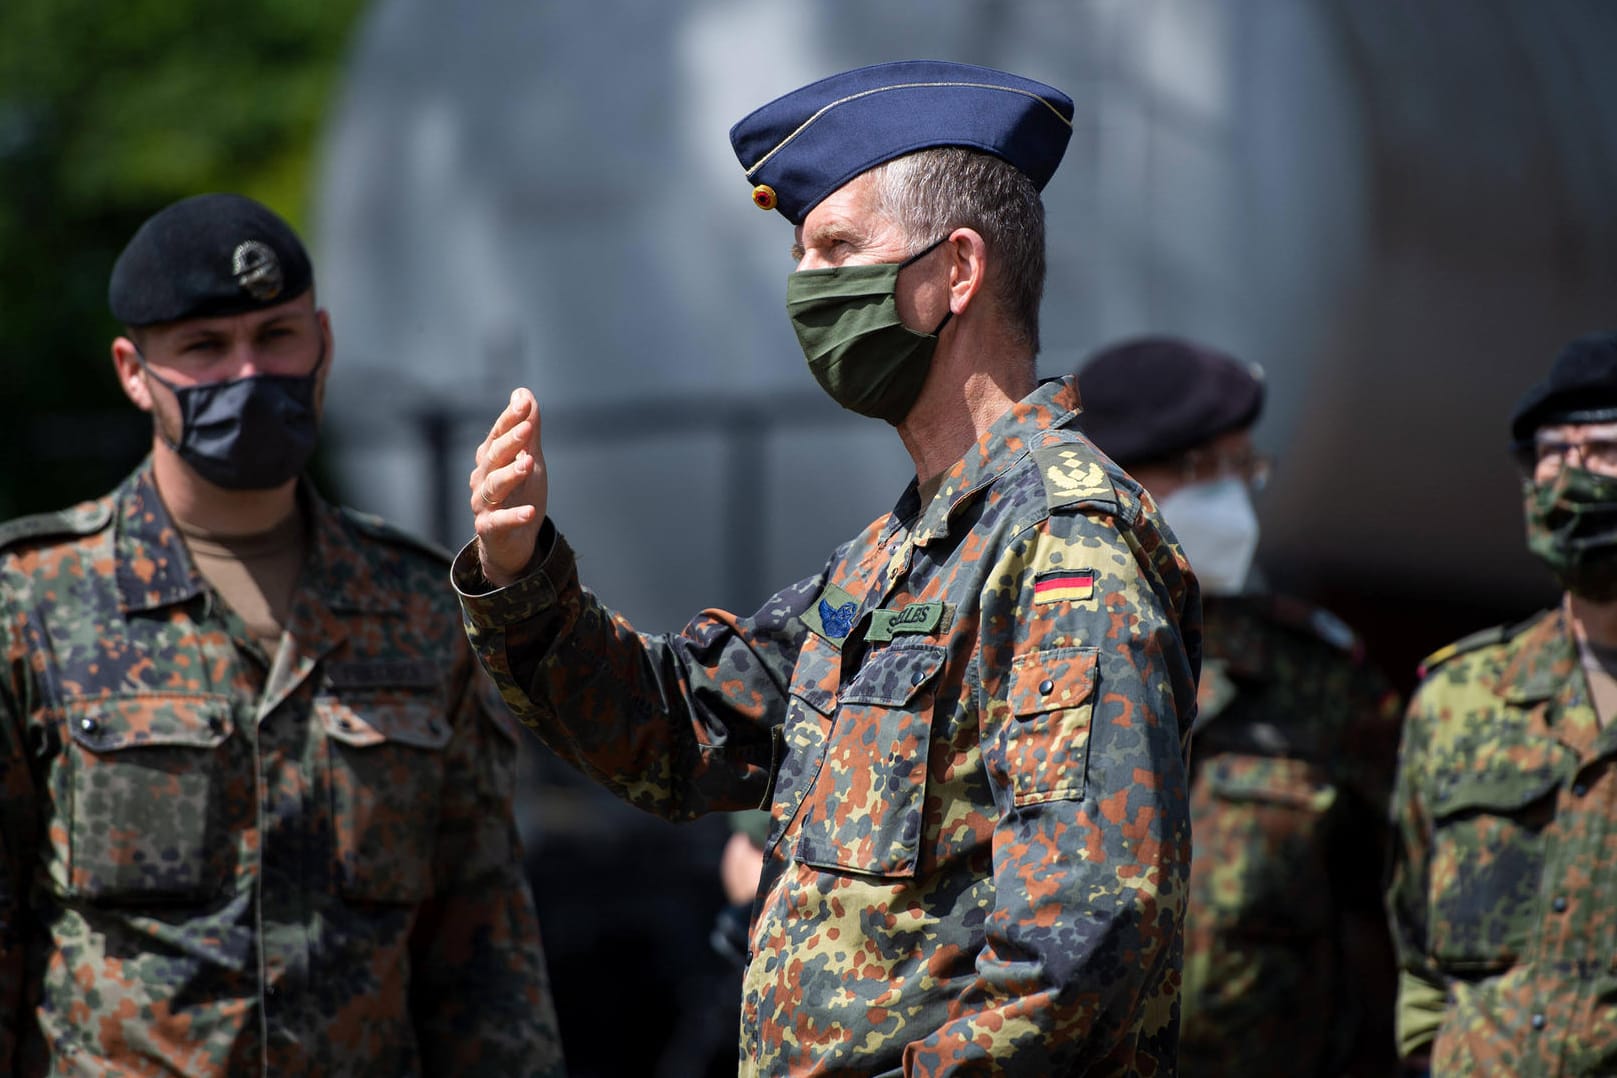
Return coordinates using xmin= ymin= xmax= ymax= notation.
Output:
xmin=316 ymin=308 xmax=334 ymax=371
xmin=945 ymin=228 xmax=989 ymax=316
xmin=110 ymin=337 xmax=154 ymax=413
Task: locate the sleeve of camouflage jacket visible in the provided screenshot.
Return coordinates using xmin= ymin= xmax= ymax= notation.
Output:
xmin=1386 ymin=690 xmax=1448 ymax=1059
xmin=407 ymin=656 xmax=565 ymax=1077
xmin=904 ymin=505 xmax=1198 ymax=1074
xmin=454 ymin=522 xmax=795 ymax=820
xmin=0 ymin=600 xmax=38 ymax=1074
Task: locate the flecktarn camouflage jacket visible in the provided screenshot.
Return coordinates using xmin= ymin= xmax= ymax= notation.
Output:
xmin=1389 ymin=605 xmax=1617 ymax=1076
xmin=457 ymin=378 xmax=1201 ymax=1075
xmin=0 ymin=461 xmax=562 ymax=1077
xmin=1181 ymin=593 xmax=1402 ymax=1077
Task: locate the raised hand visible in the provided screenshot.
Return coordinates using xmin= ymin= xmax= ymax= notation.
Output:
xmin=469 ymin=388 xmax=548 ymax=587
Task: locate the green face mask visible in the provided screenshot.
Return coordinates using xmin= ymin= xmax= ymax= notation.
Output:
xmin=1525 ymin=465 xmax=1617 ymax=599
xmin=785 ymin=238 xmax=952 ymax=425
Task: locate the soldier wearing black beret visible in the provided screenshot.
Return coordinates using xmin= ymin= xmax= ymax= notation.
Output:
xmin=1389 ymin=329 xmax=1617 ymax=1074
xmin=0 ymin=193 xmax=563 ymax=1076
xmin=457 ymin=60 xmax=1202 ymax=1075
xmin=1078 ymin=335 xmax=1404 ymax=1078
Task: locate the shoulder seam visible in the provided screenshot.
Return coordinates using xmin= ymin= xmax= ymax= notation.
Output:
xmin=339 ymin=507 xmax=452 ymax=564
xmin=1417 ymin=610 xmax=1549 ymax=678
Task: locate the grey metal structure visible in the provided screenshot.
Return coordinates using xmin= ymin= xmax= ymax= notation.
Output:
xmin=315 ymin=0 xmax=1617 ymax=637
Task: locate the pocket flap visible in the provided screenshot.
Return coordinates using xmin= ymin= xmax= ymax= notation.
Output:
xmin=1009 ymin=646 xmax=1098 ymax=718
xmin=1204 ymin=754 xmax=1336 ymax=811
xmin=317 ymin=694 xmax=453 ymax=750
xmin=65 ymin=694 xmax=233 ymax=752
xmin=838 ymin=644 xmax=946 ymax=707
xmin=1442 ymin=762 xmax=1565 ymax=821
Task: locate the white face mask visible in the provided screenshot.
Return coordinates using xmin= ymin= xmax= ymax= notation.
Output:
xmin=1156 ymin=477 xmax=1260 ymax=596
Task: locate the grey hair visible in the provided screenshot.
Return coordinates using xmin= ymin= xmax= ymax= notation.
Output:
xmin=868 ymin=147 xmax=1046 ymax=354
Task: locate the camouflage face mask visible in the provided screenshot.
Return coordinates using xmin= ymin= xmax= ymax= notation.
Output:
xmin=1525 ymin=465 xmax=1617 ymax=599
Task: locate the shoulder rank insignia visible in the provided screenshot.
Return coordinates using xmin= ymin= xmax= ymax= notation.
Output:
xmin=0 ymin=501 xmax=113 ymax=553
xmin=1032 ymin=443 xmax=1115 ymax=510
xmin=803 ymin=581 xmax=858 ymax=645
xmin=1416 ymin=615 xmax=1540 ymax=679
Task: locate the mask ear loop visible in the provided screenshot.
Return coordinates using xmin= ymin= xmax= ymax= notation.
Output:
xmin=130 ymin=345 xmax=188 ymax=454
xmin=897 ymin=236 xmax=955 ymax=337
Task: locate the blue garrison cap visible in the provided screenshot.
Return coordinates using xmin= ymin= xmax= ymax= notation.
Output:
xmin=729 ymin=59 xmax=1075 ymax=226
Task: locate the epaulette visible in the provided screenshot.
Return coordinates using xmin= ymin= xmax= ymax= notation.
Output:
xmin=0 ymin=501 xmax=114 ymax=554
xmin=1416 ymin=610 xmax=1549 ymax=679
xmin=1031 ymin=441 xmax=1120 ymax=512
xmin=1266 ymin=594 xmax=1361 ymax=655
xmin=339 ymin=507 xmax=452 ymax=565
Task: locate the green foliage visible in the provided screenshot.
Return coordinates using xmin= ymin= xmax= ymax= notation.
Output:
xmin=0 ymin=0 xmax=369 ymax=518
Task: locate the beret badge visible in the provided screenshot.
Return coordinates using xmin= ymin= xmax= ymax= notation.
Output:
xmin=751 ymin=184 xmax=777 ymax=211
xmin=232 ymin=239 xmax=283 ymax=302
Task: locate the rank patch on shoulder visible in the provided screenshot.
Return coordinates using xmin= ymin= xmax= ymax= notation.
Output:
xmin=803 ymin=581 xmax=859 ymax=645
xmin=1034 ymin=568 xmax=1096 ymax=604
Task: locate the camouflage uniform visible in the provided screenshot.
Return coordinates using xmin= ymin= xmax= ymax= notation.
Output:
xmin=1389 ymin=605 xmax=1617 ymax=1075
xmin=1180 ymin=594 xmax=1402 ymax=1077
xmin=457 ymin=378 xmax=1201 ymax=1074
xmin=0 ymin=461 xmax=563 ymax=1076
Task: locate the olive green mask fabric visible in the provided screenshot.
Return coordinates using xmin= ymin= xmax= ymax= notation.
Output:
xmin=1525 ymin=466 xmax=1617 ymax=599
xmin=785 ymin=243 xmax=950 ymax=425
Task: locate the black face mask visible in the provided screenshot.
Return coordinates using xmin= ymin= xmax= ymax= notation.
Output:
xmin=1525 ymin=465 xmax=1617 ymax=600
xmin=140 ymin=340 xmax=324 ymax=491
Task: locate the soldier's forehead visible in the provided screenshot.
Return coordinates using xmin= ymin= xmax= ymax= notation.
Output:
xmin=1539 ymin=421 xmax=1617 ymax=441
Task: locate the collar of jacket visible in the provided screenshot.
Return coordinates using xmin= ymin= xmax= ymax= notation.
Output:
xmin=1498 ymin=606 xmax=1577 ymax=706
xmin=112 ymin=457 xmax=405 ymax=619
xmin=883 ymin=376 xmax=1082 ymax=547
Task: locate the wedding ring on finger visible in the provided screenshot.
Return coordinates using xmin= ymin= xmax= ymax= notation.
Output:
xmin=480 ymin=481 xmax=501 ymax=508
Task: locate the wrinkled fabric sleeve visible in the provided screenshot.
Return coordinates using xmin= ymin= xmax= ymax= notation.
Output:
xmin=409 ymin=660 xmax=564 ymax=1077
xmin=453 ymin=521 xmax=814 ymax=821
xmin=1387 ymin=689 xmax=1446 ymax=1059
xmin=0 ymin=598 xmax=37 ymax=1073
xmin=905 ymin=505 xmax=1200 ymax=1074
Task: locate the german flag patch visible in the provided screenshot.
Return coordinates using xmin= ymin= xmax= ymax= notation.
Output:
xmin=1034 ymin=568 xmax=1096 ymax=604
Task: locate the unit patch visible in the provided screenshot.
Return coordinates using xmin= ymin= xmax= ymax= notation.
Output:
xmin=1034 ymin=569 xmax=1096 ymax=604
xmin=803 ymin=582 xmax=859 ymax=644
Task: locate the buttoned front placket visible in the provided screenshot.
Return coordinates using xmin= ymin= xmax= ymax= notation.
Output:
xmin=253 ymin=519 xmax=357 ymax=1074
xmin=1527 ymin=670 xmax=1617 ymax=1075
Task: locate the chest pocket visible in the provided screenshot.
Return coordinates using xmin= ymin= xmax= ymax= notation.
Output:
xmin=60 ymin=694 xmax=238 ymax=902
xmin=794 ymin=643 xmax=946 ymax=878
xmin=318 ymin=689 xmax=453 ymax=903
xmin=1427 ymin=744 xmax=1568 ymax=970
xmin=1189 ymin=753 xmax=1338 ymax=938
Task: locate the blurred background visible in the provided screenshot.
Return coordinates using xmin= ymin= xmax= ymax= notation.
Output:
xmin=4 ymin=1 xmax=1616 ymax=1072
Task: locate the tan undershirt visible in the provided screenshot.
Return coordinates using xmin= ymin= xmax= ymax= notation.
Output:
xmin=175 ymin=505 xmax=309 ymax=659
xmin=1577 ymin=638 xmax=1617 ymax=730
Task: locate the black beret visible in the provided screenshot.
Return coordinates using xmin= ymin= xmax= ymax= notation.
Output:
xmin=729 ymin=59 xmax=1074 ymax=226
xmin=1509 ymin=331 xmax=1617 ymax=448
xmin=108 ymin=193 xmax=313 ymax=327
xmin=1074 ymin=336 xmax=1266 ymax=466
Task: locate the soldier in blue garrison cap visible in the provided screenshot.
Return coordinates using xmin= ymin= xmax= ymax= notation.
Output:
xmin=458 ymin=60 xmax=1201 ymax=1074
